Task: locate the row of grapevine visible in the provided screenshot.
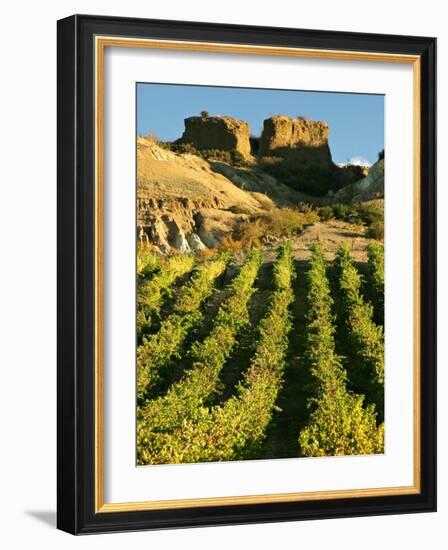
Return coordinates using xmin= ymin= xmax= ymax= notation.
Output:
xmin=137 ymin=244 xmax=295 ymax=465
xmin=137 ymin=248 xmax=262 ymax=445
xmin=335 ymin=245 xmax=384 ymax=416
xmin=298 ymin=244 xmax=384 ymax=457
xmin=367 ymin=242 xmax=385 ymax=322
xmin=136 ymin=254 xmax=230 ymax=402
xmin=136 ymin=253 xmax=195 ymax=338
xmin=137 ymin=245 xmax=161 ymax=279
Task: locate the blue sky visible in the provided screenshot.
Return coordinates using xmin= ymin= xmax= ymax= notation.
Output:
xmin=137 ymin=83 xmax=384 ymax=165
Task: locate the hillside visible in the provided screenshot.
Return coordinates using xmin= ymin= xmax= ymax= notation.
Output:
xmin=137 ymin=114 xmax=384 ymax=254
xmin=137 ymin=137 xmax=313 ymax=252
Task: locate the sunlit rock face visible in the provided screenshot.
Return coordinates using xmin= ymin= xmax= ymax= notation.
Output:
xmin=259 ymin=115 xmax=333 ymax=168
xmin=179 ymin=115 xmax=252 ymax=159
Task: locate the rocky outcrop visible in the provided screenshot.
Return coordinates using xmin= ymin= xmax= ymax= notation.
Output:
xmin=187 ymin=233 xmax=206 ymax=251
xmin=257 ymin=115 xmax=373 ymax=193
xmin=334 ymin=159 xmax=384 ymax=203
xmin=136 ymin=123 xmax=383 ymax=253
xmin=259 ymin=115 xmax=333 ymax=169
xmin=179 ymin=115 xmax=251 ymax=158
xmin=336 ymin=164 xmax=370 ymax=187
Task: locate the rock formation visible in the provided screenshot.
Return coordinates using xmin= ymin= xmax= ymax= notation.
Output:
xmin=136 ymin=114 xmax=384 ymax=252
xmin=334 ymin=159 xmax=384 ymax=203
xmin=178 ymin=115 xmax=251 ymax=158
xmin=258 ymin=115 xmax=372 ymax=193
xmin=259 ymin=115 xmax=333 ymax=169
xmin=336 ymin=164 xmax=369 ymax=187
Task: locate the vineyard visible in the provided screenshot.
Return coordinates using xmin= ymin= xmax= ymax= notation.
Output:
xmin=136 ymin=241 xmax=385 ymax=465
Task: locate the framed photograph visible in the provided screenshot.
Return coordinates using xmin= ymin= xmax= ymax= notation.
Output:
xmin=57 ymin=14 xmax=436 ymax=534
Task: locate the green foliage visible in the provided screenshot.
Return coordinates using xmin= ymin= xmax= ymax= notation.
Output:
xmin=137 ymin=249 xmax=262 ymax=449
xmin=137 ymin=244 xmax=295 ymax=464
xmin=233 ymin=218 xmax=268 ymax=248
xmin=137 ymin=254 xmax=230 ymax=402
xmin=161 ymin=141 xmax=247 ymax=167
xmin=367 ymin=242 xmax=385 ymax=321
xmin=298 ymin=243 xmax=384 ymax=457
xmin=160 ymin=142 xmax=198 ymax=155
xmin=293 ymin=164 xmax=337 ymax=196
xmin=200 ymin=110 xmax=209 ymax=119
xmin=299 ymin=391 xmax=384 ymax=457
xmin=198 ymin=148 xmax=247 ymax=166
xmin=261 ymin=208 xmax=310 ymax=237
xmin=330 ymin=203 xmax=384 ymax=227
xmin=335 ymin=245 xmax=384 ymax=411
xmin=230 ymin=150 xmax=247 ymax=166
xmin=366 ymin=221 xmax=384 ymax=240
xmin=136 ymin=246 xmax=161 ymax=279
xmin=259 ymin=157 xmax=337 ymax=196
xmin=232 ymin=207 xmax=317 ymax=250
xmin=137 ymin=254 xmax=195 ymax=338
xmin=258 ymin=156 xmax=297 ymax=187
xmin=135 ymin=242 xmax=386 ymax=465
xmin=318 ymin=206 xmax=334 ymax=221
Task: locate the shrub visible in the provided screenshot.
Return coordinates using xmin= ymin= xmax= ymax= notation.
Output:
xmin=200 ymin=110 xmax=209 ymax=119
xmin=199 ymin=149 xmax=232 ymax=163
xmin=318 ymin=206 xmax=334 ymax=221
xmin=258 ymin=157 xmax=296 ymax=187
xmin=332 ymin=203 xmax=351 ymax=220
xmin=230 ymin=150 xmax=247 ymax=166
xmin=329 ymin=203 xmax=384 ymax=229
xmin=162 ymin=142 xmax=198 ymax=155
xmin=181 ymin=148 xmax=248 ymax=167
xmin=143 ymin=132 xmax=158 ymax=143
xmin=259 ymin=157 xmax=338 ymax=196
xmin=293 ymin=164 xmax=337 ymax=196
xmin=261 ymin=208 xmax=307 ymax=237
xmin=259 ymin=156 xmax=284 ymax=167
xmin=366 ymin=221 xmax=384 ymax=240
xmin=304 ymin=210 xmax=320 ymax=225
xmin=231 ymin=207 xmax=316 ymax=249
xmin=195 ymin=247 xmax=220 ymax=261
xmin=356 ymin=204 xmax=384 ymax=226
xmin=219 ymin=234 xmax=244 ymax=253
xmin=294 ymin=203 xmax=320 ymax=224
xmin=234 ymin=218 xmax=268 ymax=247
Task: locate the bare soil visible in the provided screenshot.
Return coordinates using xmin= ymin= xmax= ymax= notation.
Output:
xmin=260 ymin=220 xmax=375 ymax=265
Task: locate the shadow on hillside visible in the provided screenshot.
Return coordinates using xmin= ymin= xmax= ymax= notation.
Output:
xmin=209 ymin=161 xmax=315 ymax=207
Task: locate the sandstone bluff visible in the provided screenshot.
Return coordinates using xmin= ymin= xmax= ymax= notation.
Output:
xmin=259 ymin=115 xmax=332 ymax=167
xmin=178 ymin=115 xmax=252 ymax=159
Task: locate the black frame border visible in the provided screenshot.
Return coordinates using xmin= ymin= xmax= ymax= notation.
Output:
xmin=57 ymin=14 xmax=436 ymax=534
